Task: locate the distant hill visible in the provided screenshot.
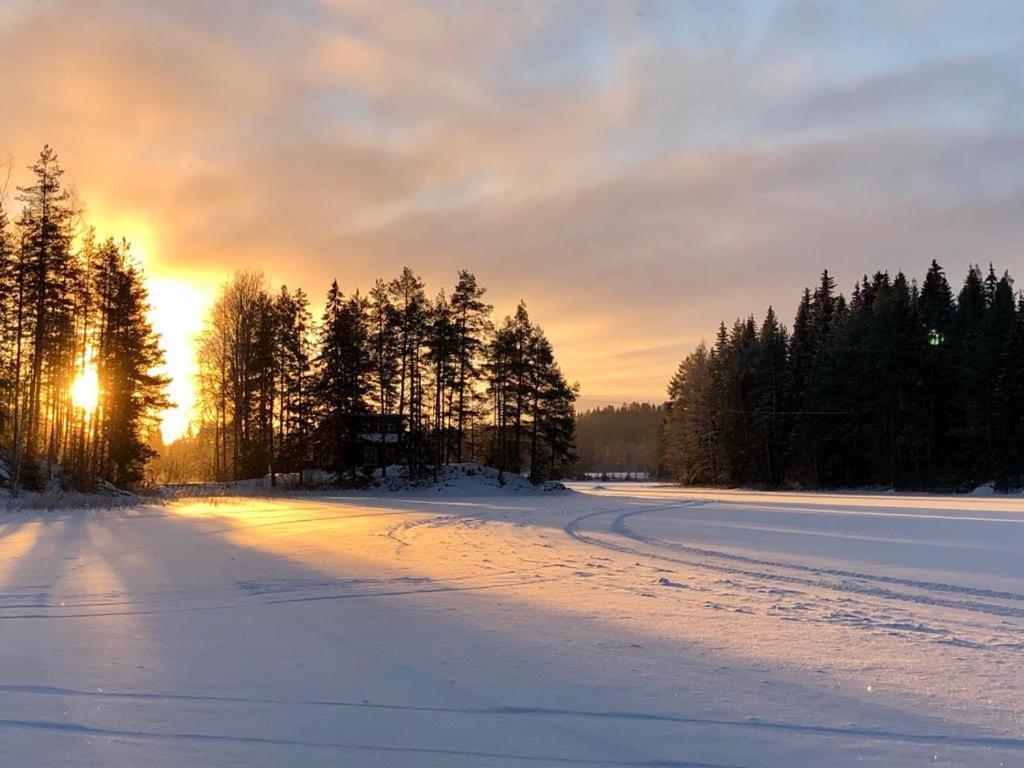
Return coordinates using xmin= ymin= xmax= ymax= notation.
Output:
xmin=574 ymin=402 xmax=665 ymax=477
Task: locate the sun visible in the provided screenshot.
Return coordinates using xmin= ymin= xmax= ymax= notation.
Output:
xmin=71 ymin=364 xmax=100 ymax=418
xmin=85 ymin=214 xmax=217 ymax=445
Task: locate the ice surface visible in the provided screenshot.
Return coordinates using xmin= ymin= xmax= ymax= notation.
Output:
xmin=1 ymin=482 xmax=1022 ymax=766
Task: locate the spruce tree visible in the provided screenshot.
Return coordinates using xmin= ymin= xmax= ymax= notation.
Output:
xmin=662 ymin=259 xmax=1024 ymax=492
xmin=993 ymin=295 xmax=1024 ymax=488
xmin=751 ymin=307 xmax=788 ymax=486
xmin=315 ymin=282 xmax=372 ymax=483
xmin=273 ymin=286 xmax=314 ymax=482
xmin=951 ymin=265 xmax=990 ymax=485
xmin=92 ymin=241 xmax=170 ymax=486
xmin=917 ymin=260 xmax=956 ymax=486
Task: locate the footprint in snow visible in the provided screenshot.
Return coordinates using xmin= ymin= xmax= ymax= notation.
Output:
xmin=657 ymin=576 xmax=688 ymax=589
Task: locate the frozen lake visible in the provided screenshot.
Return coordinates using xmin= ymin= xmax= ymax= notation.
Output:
xmin=1 ymin=483 xmax=1022 ymax=766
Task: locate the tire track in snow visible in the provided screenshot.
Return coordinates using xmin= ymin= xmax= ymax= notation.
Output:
xmin=3 ymin=685 xmax=1023 ymax=752
xmin=564 ymin=503 xmax=1024 ymax=622
xmin=0 ymin=574 xmax=563 ymax=620
xmin=613 ymin=508 xmax=1024 ymax=603
xmin=0 ymin=716 xmax=755 ymax=767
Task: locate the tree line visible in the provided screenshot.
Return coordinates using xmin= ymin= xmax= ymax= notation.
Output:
xmin=662 ymin=263 xmax=1024 ymax=491
xmin=575 ymin=402 xmax=664 ymax=477
xmin=0 ymin=146 xmax=168 ymax=492
xmin=181 ymin=267 xmax=577 ymax=485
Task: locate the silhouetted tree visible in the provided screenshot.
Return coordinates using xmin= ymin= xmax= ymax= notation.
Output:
xmin=663 ymin=261 xmax=1024 ymax=491
xmin=314 ymin=281 xmax=372 ymax=482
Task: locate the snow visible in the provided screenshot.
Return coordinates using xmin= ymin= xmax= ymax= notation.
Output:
xmin=372 ymin=463 xmax=568 ymax=494
xmin=157 ymin=464 xmax=567 ymax=499
xmin=1 ymin=481 xmax=1022 ymax=766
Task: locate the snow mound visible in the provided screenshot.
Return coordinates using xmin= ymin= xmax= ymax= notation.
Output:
xmin=156 ymin=465 xmax=571 ymax=501
xmin=373 ymin=463 xmax=570 ymax=495
xmin=968 ymin=482 xmax=1024 ymax=497
xmin=969 ymin=482 xmax=998 ymax=497
xmin=157 ymin=470 xmax=348 ymax=501
xmin=3 ymin=488 xmax=139 ymax=512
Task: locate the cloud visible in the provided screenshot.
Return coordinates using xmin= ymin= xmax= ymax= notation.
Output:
xmin=1 ymin=0 xmax=1022 ymax=405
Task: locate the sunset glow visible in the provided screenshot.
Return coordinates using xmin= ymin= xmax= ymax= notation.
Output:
xmin=70 ymin=363 xmax=99 ymax=418
xmin=3 ymin=3 xmax=1018 ymax=412
xmin=85 ymin=216 xmax=216 ymax=444
xmin=145 ymin=276 xmax=216 ymax=444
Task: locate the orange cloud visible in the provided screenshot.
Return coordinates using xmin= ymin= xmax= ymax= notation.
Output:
xmin=1 ymin=0 xmax=1021 ymax=420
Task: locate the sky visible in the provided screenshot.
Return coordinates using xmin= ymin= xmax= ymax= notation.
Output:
xmin=1 ymin=0 xmax=1023 ymax=438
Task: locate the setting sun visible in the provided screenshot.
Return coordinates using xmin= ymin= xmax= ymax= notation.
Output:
xmin=70 ymin=364 xmax=99 ymax=418
xmin=86 ymin=214 xmax=217 ymax=445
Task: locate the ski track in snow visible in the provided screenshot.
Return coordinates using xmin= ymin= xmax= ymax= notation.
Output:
xmin=0 ymin=484 xmax=1022 ymax=767
xmin=563 ymin=502 xmax=1024 ymax=641
xmin=557 ymin=496 xmax=1024 ymax=648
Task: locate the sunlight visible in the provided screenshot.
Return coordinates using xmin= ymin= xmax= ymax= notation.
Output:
xmin=146 ymin=275 xmax=217 ymax=443
xmin=86 ymin=212 xmax=218 ymax=445
xmin=71 ymin=364 xmax=100 ymax=418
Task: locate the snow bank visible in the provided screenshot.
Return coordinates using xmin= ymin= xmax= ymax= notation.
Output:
xmin=154 ymin=472 xmax=331 ymax=501
xmin=156 ymin=464 xmax=570 ymax=502
xmin=969 ymin=482 xmax=998 ymax=497
xmin=0 ymin=453 xmax=140 ymax=512
xmin=372 ymin=463 xmax=569 ymax=495
xmin=968 ymin=481 xmax=1024 ymax=497
xmin=2 ymin=488 xmax=138 ymax=512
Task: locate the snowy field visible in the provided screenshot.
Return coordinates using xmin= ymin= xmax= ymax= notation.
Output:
xmin=1 ymin=482 xmax=1022 ymax=767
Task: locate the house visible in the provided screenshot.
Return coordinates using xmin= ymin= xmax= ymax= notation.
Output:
xmin=356 ymin=413 xmax=405 ymax=468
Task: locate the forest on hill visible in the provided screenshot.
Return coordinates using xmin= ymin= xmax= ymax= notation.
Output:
xmin=574 ymin=402 xmax=664 ymax=477
xmin=661 ymin=263 xmax=1024 ymax=491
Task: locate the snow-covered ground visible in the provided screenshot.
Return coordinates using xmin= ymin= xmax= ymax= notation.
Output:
xmin=1 ymin=481 xmax=1022 ymax=766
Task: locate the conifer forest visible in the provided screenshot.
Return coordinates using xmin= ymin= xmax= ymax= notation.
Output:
xmin=661 ymin=264 xmax=1024 ymax=491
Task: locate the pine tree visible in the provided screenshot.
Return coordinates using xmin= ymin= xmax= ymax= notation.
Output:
xmin=489 ymin=302 xmax=536 ymax=475
xmin=449 ymin=270 xmax=492 ymax=462
xmin=526 ymin=328 xmax=577 ymax=482
xmin=92 ymin=241 xmax=170 ymax=486
xmin=0 ymin=148 xmax=186 ymax=489
xmin=426 ymin=290 xmax=458 ymax=475
xmin=0 ymin=200 xmax=15 ymax=439
xmin=183 ymin=266 xmax=576 ymax=487
xmin=273 ymin=286 xmax=313 ymax=482
xmin=315 ymin=281 xmax=372 ymax=483
xmin=389 ymin=268 xmax=428 ymax=477
xmin=367 ymin=278 xmax=400 ymax=471
xmin=196 ymin=271 xmax=276 ymax=480
xmin=14 ymin=145 xmax=76 ymax=488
